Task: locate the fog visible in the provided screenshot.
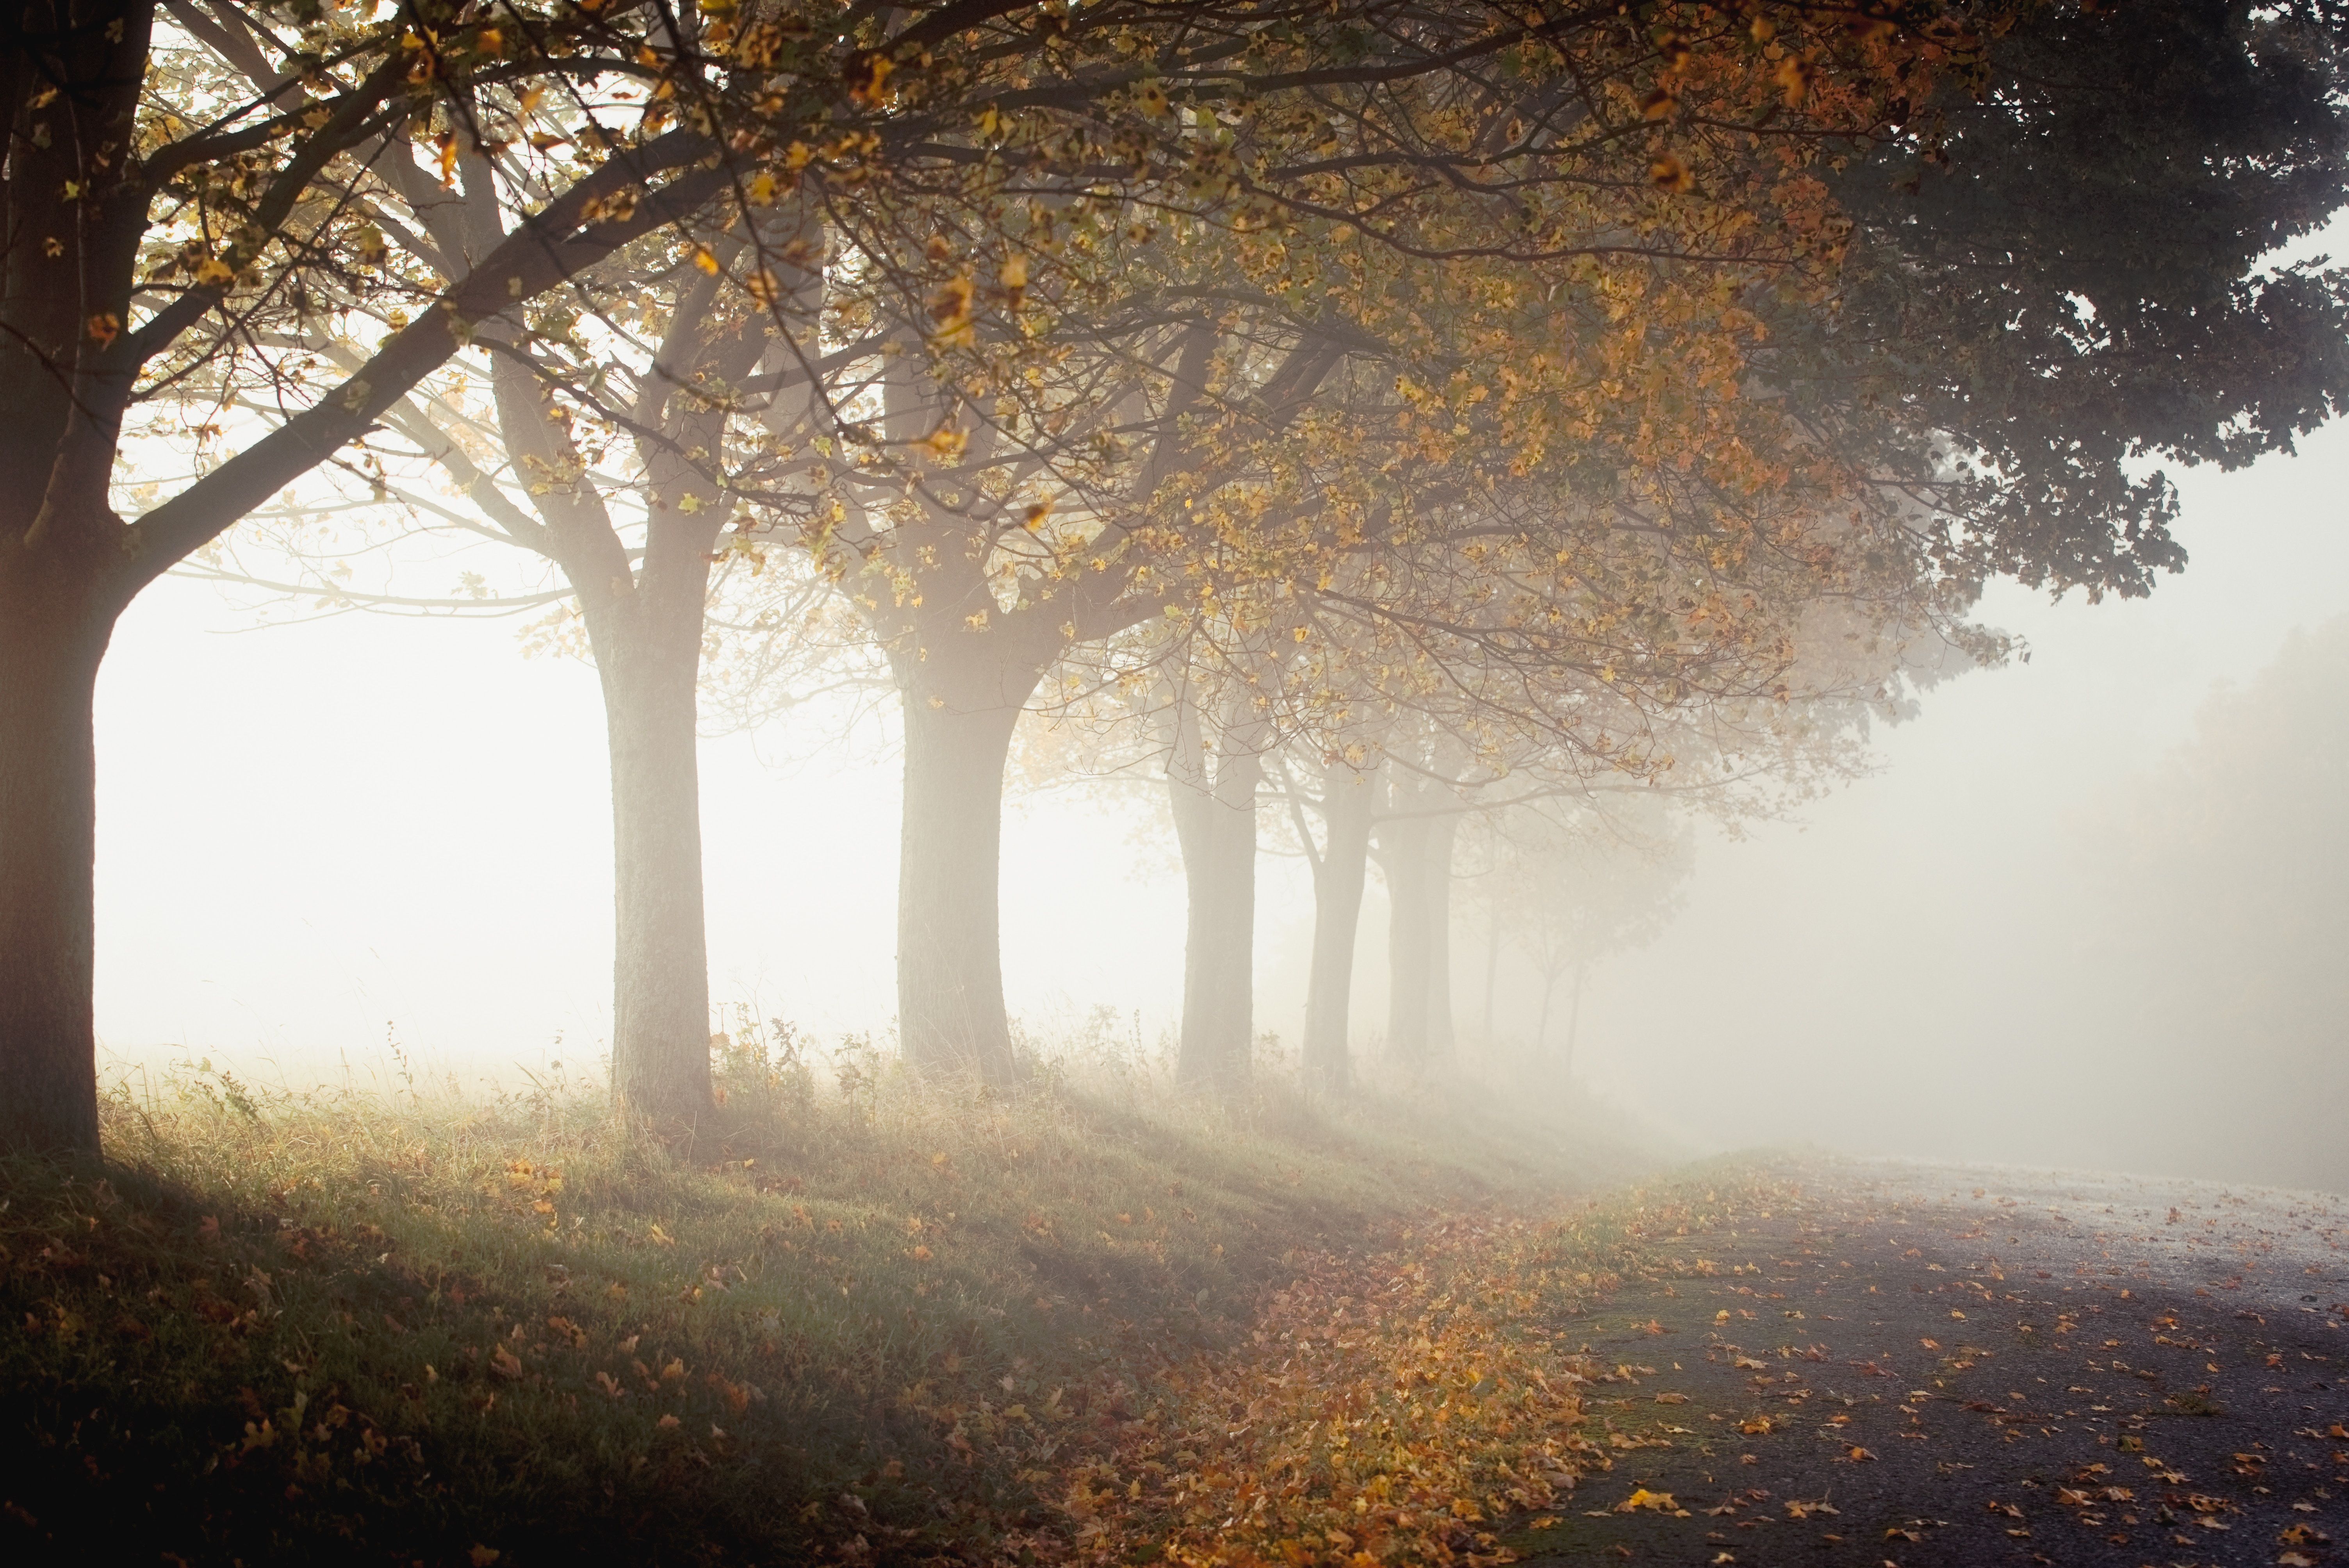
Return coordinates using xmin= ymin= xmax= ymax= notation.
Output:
xmin=92 ymin=419 xmax=2349 ymax=1193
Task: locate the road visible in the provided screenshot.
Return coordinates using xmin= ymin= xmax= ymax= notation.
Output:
xmin=1511 ymin=1158 xmax=2349 ymax=1567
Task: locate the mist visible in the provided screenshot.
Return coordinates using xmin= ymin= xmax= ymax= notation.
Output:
xmin=87 ymin=417 xmax=2349 ymax=1195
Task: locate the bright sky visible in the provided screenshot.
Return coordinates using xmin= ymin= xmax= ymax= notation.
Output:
xmin=93 ymin=398 xmax=2349 ymax=1175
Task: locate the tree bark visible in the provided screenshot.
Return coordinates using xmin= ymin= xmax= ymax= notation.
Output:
xmin=1377 ymin=812 xmax=1434 ymax=1061
xmin=1563 ymin=957 xmax=1588 ymax=1076
xmin=1301 ymin=767 xmax=1373 ymax=1095
xmin=1426 ymin=813 xmax=1459 ymax=1057
xmin=594 ymin=614 xmax=715 ymax=1129
xmin=1172 ymin=739 xmax=1261 ymax=1099
xmin=1480 ymin=888 xmax=1501 ymax=1048
xmin=896 ymin=659 xmax=1039 ymax=1086
xmin=0 ymin=568 xmax=113 ymax=1154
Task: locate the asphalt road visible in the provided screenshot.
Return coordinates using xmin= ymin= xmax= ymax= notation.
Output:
xmin=1511 ymin=1158 xmax=2349 ymax=1568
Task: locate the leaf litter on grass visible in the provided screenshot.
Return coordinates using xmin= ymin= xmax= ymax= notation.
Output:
xmin=1049 ymin=1215 xmax=1633 ymax=1568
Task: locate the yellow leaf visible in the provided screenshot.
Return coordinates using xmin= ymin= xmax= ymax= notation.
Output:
xmin=845 ymin=50 xmax=894 ymax=106
xmin=194 ymin=257 xmax=235 ymax=288
xmin=1775 ymin=55 xmax=1815 ymax=108
xmin=692 ymin=246 xmax=720 ymax=275
xmin=929 ymin=275 xmax=975 ymax=346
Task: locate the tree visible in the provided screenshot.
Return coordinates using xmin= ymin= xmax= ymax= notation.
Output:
xmin=42 ymin=0 xmax=1938 ymax=1139
xmin=202 ymin=182 xmax=837 ymax=1130
xmin=1790 ymin=0 xmax=2349 ymax=602
xmin=722 ymin=0 xmax=1971 ymax=1085
xmin=1493 ymin=802 xmax=1693 ymax=1069
xmin=0 ymin=0 xmax=802 ymax=1152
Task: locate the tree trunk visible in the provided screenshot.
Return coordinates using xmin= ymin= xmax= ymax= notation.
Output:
xmin=596 ymin=624 xmax=715 ymax=1130
xmin=1536 ymin=969 xmax=1560 ymax=1057
xmin=1301 ymin=769 xmax=1374 ymax=1095
xmin=1480 ymin=890 xmax=1501 ymax=1048
xmin=1173 ymin=745 xmax=1261 ymax=1099
xmin=1378 ymin=813 xmax=1435 ymax=1061
xmin=898 ymin=678 xmax=1033 ymax=1086
xmin=1563 ymin=957 xmax=1588 ymax=1076
xmin=1426 ymin=813 xmax=1459 ymax=1057
xmin=0 ymin=577 xmax=112 ymax=1154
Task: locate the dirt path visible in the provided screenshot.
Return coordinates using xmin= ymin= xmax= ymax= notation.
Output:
xmin=1508 ymin=1158 xmax=2349 ymax=1568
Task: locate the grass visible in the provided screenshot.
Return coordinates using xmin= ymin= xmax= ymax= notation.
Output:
xmin=0 ymin=1025 xmax=1659 ymax=1566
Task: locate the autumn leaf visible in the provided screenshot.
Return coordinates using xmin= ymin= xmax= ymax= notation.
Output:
xmin=930 ymin=275 xmax=976 ymax=346
xmin=1775 ymin=55 xmax=1815 ymax=107
xmin=844 ymin=49 xmax=894 ymax=106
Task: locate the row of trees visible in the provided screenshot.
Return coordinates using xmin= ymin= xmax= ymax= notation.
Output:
xmin=8 ymin=0 xmax=2349 ymax=1152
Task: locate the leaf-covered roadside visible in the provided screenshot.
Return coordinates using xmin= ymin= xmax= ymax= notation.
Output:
xmin=1043 ymin=1216 xmax=1613 ymax=1567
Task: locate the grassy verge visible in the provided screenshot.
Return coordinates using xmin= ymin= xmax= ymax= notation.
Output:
xmin=0 ymin=1035 xmax=1658 ymax=1566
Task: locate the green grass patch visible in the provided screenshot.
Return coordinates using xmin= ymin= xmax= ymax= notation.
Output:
xmin=0 ymin=1039 xmax=1654 ymax=1565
